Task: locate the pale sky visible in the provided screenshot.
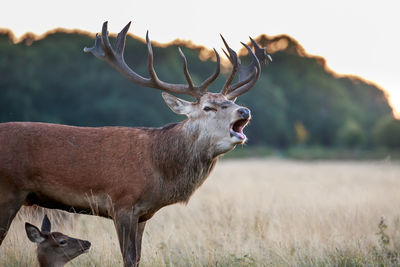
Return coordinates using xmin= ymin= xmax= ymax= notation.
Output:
xmin=1 ymin=0 xmax=399 ymax=117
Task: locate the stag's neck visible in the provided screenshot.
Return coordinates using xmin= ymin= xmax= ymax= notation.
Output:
xmin=151 ymin=120 xmax=219 ymax=204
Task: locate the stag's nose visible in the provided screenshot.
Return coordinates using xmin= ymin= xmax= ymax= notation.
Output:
xmin=237 ymin=107 xmax=251 ymax=120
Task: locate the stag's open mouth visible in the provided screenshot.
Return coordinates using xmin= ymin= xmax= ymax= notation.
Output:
xmin=230 ymin=119 xmax=249 ymax=140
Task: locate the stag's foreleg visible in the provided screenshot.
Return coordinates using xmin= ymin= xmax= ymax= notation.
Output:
xmin=114 ymin=210 xmax=145 ymax=267
xmin=135 ymin=221 xmax=147 ymax=267
xmin=0 ymin=182 xmax=27 ymax=245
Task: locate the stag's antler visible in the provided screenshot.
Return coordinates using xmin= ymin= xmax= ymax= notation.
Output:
xmin=220 ymin=35 xmax=272 ymax=100
xmin=84 ymin=21 xmax=220 ymax=100
xmin=84 ymin=21 xmax=271 ymax=101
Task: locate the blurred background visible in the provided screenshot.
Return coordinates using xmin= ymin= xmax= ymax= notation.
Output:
xmin=1 ymin=0 xmax=400 ymax=160
xmin=0 ymin=27 xmax=399 ymax=159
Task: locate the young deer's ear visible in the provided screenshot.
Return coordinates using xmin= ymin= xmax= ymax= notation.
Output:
xmin=25 ymin=223 xmax=46 ymax=243
xmin=162 ymin=93 xmax=194 ymax=115
xmin=41 ymin=214 xmax=51 ymax=232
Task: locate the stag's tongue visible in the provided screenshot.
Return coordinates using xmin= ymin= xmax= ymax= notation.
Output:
xmin=230 ymin=119 xmax=247 ymax=140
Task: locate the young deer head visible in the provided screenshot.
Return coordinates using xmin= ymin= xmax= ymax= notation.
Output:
xmin=84 ymin=22 xmax=272 ymax=155
xmin=25 ymin=215 xmax=91 ymax=267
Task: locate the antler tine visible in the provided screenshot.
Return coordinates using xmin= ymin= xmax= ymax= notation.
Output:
xmin=146 ymin=33 xmax=200 ymax=98
xmin=222 ymin=48 xmax=230 ymax=61
xmin=83 ymin=33 xmax=105 ymax=59
xmin=225 ymin=42 xmax=261 ymax=100
xmin=250 ymin=37 xmax=272 ymax=65
xmin=220 ymin=35 xmax=239 ymax=64
xmin=178 ymin=47 xmax=195 ymax=90
xmin=115 ymin=21 xmax=131 ymax=56
xmin=145 ymin=31 xmax=162 ymax=88
xmin=101 ymin=21 xmax=114 ymax=56
xmin=234 ymin=42 xmax=259 ymax=87
xmin=220 ymin=35 xmax=239 ymax=95
xmin=198 ymin=49 xmax=220 ymax=94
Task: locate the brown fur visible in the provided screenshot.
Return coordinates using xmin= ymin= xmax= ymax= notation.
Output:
xmin=0 ymin=121 xmax=217 ymax=217
xmin=0 ymin=93 xmax=247 ymax=266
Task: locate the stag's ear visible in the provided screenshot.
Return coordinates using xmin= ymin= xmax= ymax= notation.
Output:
xmin=41 ymin=214 xmax=51 ymax=232
xmin=162 ymin=93 xmax=193 ymax=115
xmin=25 ymin=223 xmax=46 ymax=243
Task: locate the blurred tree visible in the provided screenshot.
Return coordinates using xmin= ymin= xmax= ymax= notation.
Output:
xmin=336 ymin=120 xmax=365 ymax=147
xmin=0 ymin=30 xmax=395 ymax=149
xmin=373 ymin=117 xmax=400 ymax=148
xmin=294 ymin=121 xmax=309 ymax=145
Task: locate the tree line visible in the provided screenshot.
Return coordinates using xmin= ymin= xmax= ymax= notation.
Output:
xmin=0 ymin=29 xmax=399 ymax=149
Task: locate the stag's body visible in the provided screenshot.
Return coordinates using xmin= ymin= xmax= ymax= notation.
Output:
xmin=0 ymin=119 xmax=216 ymax=220
xmin=0 ymin=21 xmax=270 ymax=266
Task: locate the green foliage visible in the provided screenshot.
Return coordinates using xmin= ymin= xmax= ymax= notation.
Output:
xmin=0 ymin=30 xmax=395 ymax=149
xmin=336 ymin=120 xmax=365 ymax=147
xmin=373 ymin=217 xmax=400 ymax=266
xmin=373 ymin=116 xmax=400 ymax=148
xmin=377 ymin=217 xmax=390 ymax=249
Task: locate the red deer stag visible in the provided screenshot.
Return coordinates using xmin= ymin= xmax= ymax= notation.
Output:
xmin=25 ymin=215 xmax=91 ymax=267
xmin=0 ymin=21 xmax=271 ymax=266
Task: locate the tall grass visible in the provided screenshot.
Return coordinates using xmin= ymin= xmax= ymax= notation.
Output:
xmin=1 ymin=159 xmax=400 ymax=266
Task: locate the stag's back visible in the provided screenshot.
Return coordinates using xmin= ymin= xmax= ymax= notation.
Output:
xmin=0 ymin=122 xmax=153 ymax=195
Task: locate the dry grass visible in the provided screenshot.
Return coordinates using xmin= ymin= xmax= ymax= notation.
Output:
xmin=1 ymin=158 xmax=400 ymax=266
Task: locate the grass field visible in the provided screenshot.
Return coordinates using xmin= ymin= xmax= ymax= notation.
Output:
xmin=1 ymin=158 xmax=400 ymax=266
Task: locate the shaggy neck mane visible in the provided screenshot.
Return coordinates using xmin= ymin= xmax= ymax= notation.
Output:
xmin=150 ymin=120 xmax=218 ymax=204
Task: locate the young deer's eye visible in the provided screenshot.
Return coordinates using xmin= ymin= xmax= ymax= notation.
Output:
xmin=221 ymin=106 xmax=228 ymax=109
xmin=59 ymin=240 xmax=67 ymax=245
xmin=203 ymin=106 xmax=216 ymax=112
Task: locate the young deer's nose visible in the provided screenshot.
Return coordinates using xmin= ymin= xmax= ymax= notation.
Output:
xmin=81 ymin=240 xmax=91 ymax=250
xmin=85 ymin=241 xmax=91 ymax=248
xmin=237 ymin=108 xmax=251 ymax=119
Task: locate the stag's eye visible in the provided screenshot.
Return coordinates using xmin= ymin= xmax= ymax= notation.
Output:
xmin=203 ymin=106 xmax=216 ymax=112
xmin=59 ymin=240 xmax=67 ymax=246
xmin=221 ymin=106 xmax=228 ymax=109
